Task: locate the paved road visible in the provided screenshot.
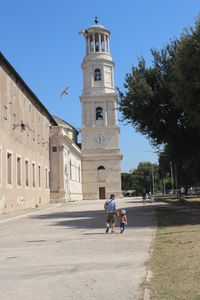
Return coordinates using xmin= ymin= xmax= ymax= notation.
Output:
xmin=0 ymin=198 xmax=157 ymax=300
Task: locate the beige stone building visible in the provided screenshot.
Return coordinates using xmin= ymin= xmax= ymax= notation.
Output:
xmin=50 ymin=116 xmax=82 ymax=202
xmin=0 ymin=53 xmax=82 ymax=214
xmin=0 ymin=52 xmax=57 ymax=213
xmin=0 ymin=20 xmax=121 ymax=213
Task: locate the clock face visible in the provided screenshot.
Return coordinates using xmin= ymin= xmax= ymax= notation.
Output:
xmin=94 ymin=133 xmax=106 ymax=145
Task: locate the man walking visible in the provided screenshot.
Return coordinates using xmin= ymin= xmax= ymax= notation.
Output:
xmin=104 ymin=194 xmax=118 ymax=233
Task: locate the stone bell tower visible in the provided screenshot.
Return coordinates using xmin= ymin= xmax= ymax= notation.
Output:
xmin=80 ymin=18 xmax=121 ymax=200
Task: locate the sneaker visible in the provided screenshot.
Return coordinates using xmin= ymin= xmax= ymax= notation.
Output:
xmin=111 ymin=230 xmax=115 ymax=234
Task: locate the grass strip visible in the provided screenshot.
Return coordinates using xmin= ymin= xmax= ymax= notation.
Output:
xmin=150 ymin=204 xmax=200 ymax=300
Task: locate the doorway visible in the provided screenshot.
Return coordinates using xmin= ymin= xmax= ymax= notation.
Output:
xmin=99 ymin=187 xmax=106 ymax=199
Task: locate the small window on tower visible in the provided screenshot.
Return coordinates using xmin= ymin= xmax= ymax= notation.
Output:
xmin=52 ymin=146 xmax=57 ymax=152
xmin=94 ymin=68 xmax=101 ymax=81
xmin=97 ymin=166 xmax=105 ymax=170
xmin=96 ymin=107 xmax=103 ymax=120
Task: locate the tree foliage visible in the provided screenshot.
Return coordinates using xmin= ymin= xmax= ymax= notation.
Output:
xmin=172 ymin=20 xmax=200 ymax=129
xmin=121 ymin=162 xmax=161 ymax=193
xmin=119 ymin=16 xmax=200 ymax=186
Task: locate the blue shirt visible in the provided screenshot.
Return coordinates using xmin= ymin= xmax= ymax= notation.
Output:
xmin=104 ymin=199 xmax=116 ymax=213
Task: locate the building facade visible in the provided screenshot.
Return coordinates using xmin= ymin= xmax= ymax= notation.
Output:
xmin=50 ymin=116 xmax=82 ymax=202
xmin=0 ymin=52 xmax=57 ymax=213
xmin=80 ymin=20 xmax=122 ymax=199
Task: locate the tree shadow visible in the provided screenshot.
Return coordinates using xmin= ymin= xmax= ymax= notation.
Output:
xmin=155 ymin=204 xmax=200 ymax=228
xmin=30 ymin=204 xmax=158 ymax=230
xmin=29 ymin=200 xmax=200 ymax=231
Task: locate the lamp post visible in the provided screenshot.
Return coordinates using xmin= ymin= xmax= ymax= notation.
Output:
xmin=151 ymin=164 xmax=155 ymax=202
xmin=163 ymin=178 xmax=166 ymax=194
xmin=170 ymin=161 xmax=174 ymax=191
xmin=144 ymin=151 xmax=157 ymax=202
xmin=175 ymin=163 xmax=178 ymax=198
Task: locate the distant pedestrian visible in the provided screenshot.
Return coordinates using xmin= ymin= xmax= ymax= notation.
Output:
xmin=104 ymin=194 xmax=118 ymax=233
xmin=142 ymin=191 xmax=147 ymax=204
xmin=119 ymin=209 xmax=128 ymax=234
xmin=180 ymin=186 xmax=186 ymax=202
xmin=180 ymin=186 xmax=185 ymax=194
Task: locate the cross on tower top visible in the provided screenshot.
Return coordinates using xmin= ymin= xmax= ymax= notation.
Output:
xmin=94 ymin=16 xmax=98 ymax=24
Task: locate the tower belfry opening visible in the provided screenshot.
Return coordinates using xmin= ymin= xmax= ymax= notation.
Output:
xmin=80 ymin=20 xmax=122 ymax=199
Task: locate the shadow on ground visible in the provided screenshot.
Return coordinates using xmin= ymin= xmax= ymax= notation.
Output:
xmin=30 ymin=204 xmax=157 ymax=230
xmin=155 ymin=205 xmax=200 ymax=229
xmin=30 ymin=199 xmax=200 ymax=231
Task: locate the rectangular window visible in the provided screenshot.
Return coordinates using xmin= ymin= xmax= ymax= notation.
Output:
xmin=78 ymin=166 xmax=81 ymax=182
xmin=38 ymin=165 xmax=41 ymax=188
xmin=75 ymin=163 xmax=77 ymax=181
xmin=25 ymin=160 xmax=29 ymax=186
xmin=52 ymin=146 xmax=57 ymax=152
xmin=17 ymin=157 xmax=21 ymax=185
xmin=45 ymin=168 xmax=48 ymax=188
xmin=70 ymin=160 xmax=72 ymax=179
xmin=7 ymin=152 xmax=12 ymax=184
xmin=3 ymin=106 xmax=8 ymax=120
xmin=32 ymin=163 xmax=35 ymax=187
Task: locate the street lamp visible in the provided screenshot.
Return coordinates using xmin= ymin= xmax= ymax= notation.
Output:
xmin=170 ymin=161 xmax=174 ymax=191
xmin=151 ymin=164 xmax=155 ymax=202
xmin=144 ymin=150 xmax=157 ymax=202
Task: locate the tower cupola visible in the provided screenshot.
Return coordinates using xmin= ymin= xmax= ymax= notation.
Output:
xmin=80 ymin=18 xmax=114 ymax=96
xmin=80 ymin=17 xmax=111 ymax=56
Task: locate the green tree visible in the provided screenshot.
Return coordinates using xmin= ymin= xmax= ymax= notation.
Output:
xmin=119 ymin=16 xmax=200 ymax=186
xmin=172 ymin=18 xmax=200 ymax=130
xmin=121 ymin=172 xmax=134 ymax=190
xmin=130 ymin=162 xmax=161 ymax=193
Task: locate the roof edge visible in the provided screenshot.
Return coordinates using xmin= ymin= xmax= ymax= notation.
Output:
xmin=0 ymin=51 xmax=57 ymax=126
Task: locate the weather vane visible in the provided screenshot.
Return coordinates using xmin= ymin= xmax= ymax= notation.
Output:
xmin=95 ymin=16 xmax=98 ymax=24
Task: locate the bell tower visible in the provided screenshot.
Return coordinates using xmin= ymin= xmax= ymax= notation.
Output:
xmin=80 ymin=18 xmax=121 ymax=199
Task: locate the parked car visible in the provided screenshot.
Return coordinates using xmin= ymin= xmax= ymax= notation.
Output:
xmin=165 ymin=189 xmax=179 ymax=195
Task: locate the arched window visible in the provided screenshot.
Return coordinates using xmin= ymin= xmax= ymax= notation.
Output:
xmin=97 ymin=166 xmax=105 ymax=182
xmin=97 ymin=166 xmax=105 ymax=170
xmin=96 ymin=107 xmax=103 ymax=120
xmin=94 ymin=68 xmax=101 ymax=81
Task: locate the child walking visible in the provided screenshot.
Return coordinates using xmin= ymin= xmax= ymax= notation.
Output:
xmin=119 ymin=209 xmax=128 ymax=233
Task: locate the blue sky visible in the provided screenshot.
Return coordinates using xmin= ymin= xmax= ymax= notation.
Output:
xmin=0 ymin=0 xmax=199 ymax=171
